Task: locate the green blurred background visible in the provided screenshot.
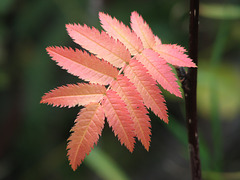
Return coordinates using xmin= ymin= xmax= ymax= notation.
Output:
xmin=0 ymin=0 xmax=240 ymax=179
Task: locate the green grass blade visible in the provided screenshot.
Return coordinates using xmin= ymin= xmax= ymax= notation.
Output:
xmin=85 ymin=148 xmax=130 ymax=180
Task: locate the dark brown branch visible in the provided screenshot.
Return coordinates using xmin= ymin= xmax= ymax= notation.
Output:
xmin=186 ymin=0 xmax=201 ymax=179
xmin=177 ymin=0 xmax=201 ymax=179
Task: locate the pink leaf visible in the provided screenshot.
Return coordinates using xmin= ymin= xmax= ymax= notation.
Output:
xmin=130 ymin=11 xmax=156 ymax=49
xmin=111 ymin=75 xmax=151 ymax=151
xmin=152 ymin=44 xmax=196 ymax=67
xmin=67 ymin=103 xmax=105 ymax=171
xmin=41 ymin=11 xmax=197 ymax=170
xmin=155 ymin=35 xmax=162 ymax=46
xmin=102 ymin=90 xmax=135 ymax=152
xmin=40 ymin=83 xmax=106 ymax=108
xmin=66 ymin=24 xmax=130 ymax=68
xmin=99 ymin=12 xmax=143 ymax=55
xmin=46 ymin=46 xmax=118 ymax=85
xmin=124 ymin=59 xmax=168 ymax=123
xmin=169 ymin=44 xmax=187 ymax=53
xmin=135 ymin=49 xmax=182 ymax=97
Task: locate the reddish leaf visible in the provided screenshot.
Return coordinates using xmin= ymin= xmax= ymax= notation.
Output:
xmin=102 ymin=90 xmax=135 ymax=152
xmin=66 ymin=24 xmax=130 ymax=68
xmin=169 ymin=44 xmax=187 ymax=53
xmin=130 ymin=11 xmax=156 ymax=49
xmin=155 ymin=35 xmax=162 ymax=46
xmin=41 ymin=83 xmax=106 ymax=107
xmin=46 ymin=46 xmax=118 ymax=85
xmin=124 ymin=59 xmax=168 ymax=123
xmin=67 ymin=103 xmax=105 ymax=170
xmin=136 ymin=49 xmax=182 ymax=97
xmin=42 ymin=11 xmax=197 ymax=171
xmin=99 ymin=12 xmax=143 ymax=55
xmin=152 ymin=44 xmax=196 ymax=67
xmin=111 ymin=75 xmax=151 ymax=150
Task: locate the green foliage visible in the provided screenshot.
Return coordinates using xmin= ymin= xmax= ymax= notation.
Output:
xmin=198 ymin=64 xmax=240 ymax=120
xmin=200 ymin=3 xmax=240 ymax=20
xmin=85 ymin=148 xmax=130 ymax=180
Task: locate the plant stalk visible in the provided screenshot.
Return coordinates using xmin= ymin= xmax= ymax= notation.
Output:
xmin=185 ymin=0 xmax=201 ymax=179
xmin=177 ymin=0 xmax=201 ymax=179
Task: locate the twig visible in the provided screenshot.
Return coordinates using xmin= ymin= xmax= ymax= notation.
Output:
xmin=187 ymin=0 xmax=201 ymax=179
xmin=176 ymin=0 xmax=202 ymax=179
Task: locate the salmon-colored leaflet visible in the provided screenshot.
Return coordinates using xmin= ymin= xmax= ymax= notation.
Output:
xmin=67 ymin=103 xmax=105 ymax=171
xmin=168 ymin=44 xmax=187 ymax=53
xmin=152 ymin=44 xmax=196 ymax=67
xmin=102 ymin=90 xmax=135 ymax=152
xmin=47 ymin=46 xmax=118 ymax=85
xmin=155 ymin=35 xmax=162 ymax=46
xmin=136 ymin=49 xmax=182 ymax=97
xmin=41 ymin=83 xmax=106 ymax=107
xmin=66 ymin=24 xmax=131 ymax=68
xmin=99 ymin=12 xmax=143 ymax=55
xmin=124 ymin=59 xmax=168 ymax=123
xmin=111 ymin=75 xmax=151 ymax=150
xmin=130 ymin=11 xmax=156 ymax=49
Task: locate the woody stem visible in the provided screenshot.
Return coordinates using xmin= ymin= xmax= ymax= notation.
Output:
xmin=185 ymin=0 xmax=202 ymax=179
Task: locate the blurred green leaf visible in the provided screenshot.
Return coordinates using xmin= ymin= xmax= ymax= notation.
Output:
xmin=167 ymin=116 xmax=211 ymax=170
xmin=197 ymin=63 xmax=240 ymax=120
xmin=85 ymin=148 xmax=130 ymax=180
xmin=0 ymin=71 xmax=9 ymax=90
xmin=168 ymin=117 xmax=187 ymax=145
xmin=200 ymin=3 xmax=240 ymax=20
xmin=208 ymin=20 xmax=230 ymax=171
xmin=0 ymin=0 xmax=14 ymax=14
xmin=203 ymin=171 xmax=240 ymax=180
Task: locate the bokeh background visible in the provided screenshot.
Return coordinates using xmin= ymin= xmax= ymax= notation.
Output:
xmin=1 ymin=0 xmax=240 ymax=179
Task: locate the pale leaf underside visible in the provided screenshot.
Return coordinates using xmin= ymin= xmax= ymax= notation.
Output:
xmin=66 ymin=24 xmax=131 ymax=68
xmin=67 ymin=103 xmax=105 ymax=171
xmin=41 ymin=83 xmax=106 ymax=107
xmin=111 ymin=75 xmax=151 ymax=150
xmin=102 ymin=90 xmax=135 ymax=152
xmin=47 ymin=46 xmax=118 ymax=85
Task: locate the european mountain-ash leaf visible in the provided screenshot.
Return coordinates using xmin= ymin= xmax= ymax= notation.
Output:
xmin=41 ymin=11 xmax=196 ymax=170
